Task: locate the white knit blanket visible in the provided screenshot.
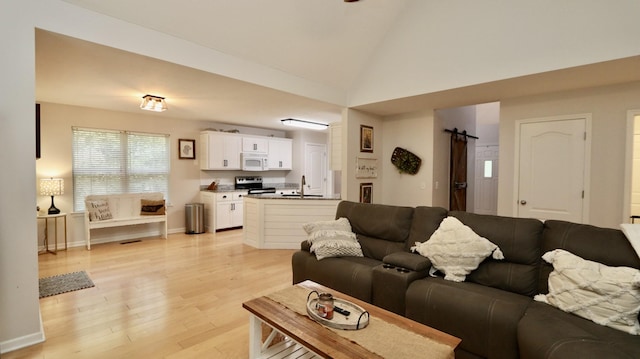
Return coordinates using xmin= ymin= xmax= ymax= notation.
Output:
xmin=619 ymin=224 xmax=640 ymax=260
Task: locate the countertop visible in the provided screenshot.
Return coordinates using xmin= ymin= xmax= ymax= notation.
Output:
xmin=200 ymin=183 xmax=300 ymax=193
xmin=245 ymin=194 xmax=341 ymax=200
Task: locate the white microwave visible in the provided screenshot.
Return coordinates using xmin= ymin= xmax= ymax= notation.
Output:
xmin=241 ymin=153 xmax=268 ymax=171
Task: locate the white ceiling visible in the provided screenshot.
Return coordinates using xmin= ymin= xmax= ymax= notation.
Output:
xmin=36 ymin=0 xmax=408 ymax=130
xmin=36 ymin=0 xmax=640 ymax=131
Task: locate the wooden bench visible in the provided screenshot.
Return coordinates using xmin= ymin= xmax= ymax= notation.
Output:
xmin=84 ymin=192 xmax=168 ymax=250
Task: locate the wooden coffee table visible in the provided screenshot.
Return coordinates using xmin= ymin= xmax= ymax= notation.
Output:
xmin=242 ymin=280 xmax=460 ymax=359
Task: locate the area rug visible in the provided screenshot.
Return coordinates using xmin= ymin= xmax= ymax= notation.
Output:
xmin=39 ymin=271 xmax=95 ymax=298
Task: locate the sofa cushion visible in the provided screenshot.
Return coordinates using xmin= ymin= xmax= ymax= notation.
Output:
xmin=406 ymin=277 xmax=531 ymax=359
xmin=406 ymin=206 xmax=448 ymax=251
xmin=539 ymin=220 xmax=640 ymax=294
xmin=303 ymin=218 xmax=363 ymax=260
xmin=449 ymin=211 xmax=544 ymax=296
xmin=357 ymin=234 xmax=405 ymax=261
xmin=335 ymin=201 xmax=414 ymax=243
xmin=86 ymin=200 xmax=113 ymax=221
xmin=291 ymin=250 xmax=379 ymax=302
xmin=535 ymin=249 xmax=640 ymax=335
xmin=518 ymin=301 xmax=640 ymax=359
xmin=411 ymin=216 xmax=504 ymax=282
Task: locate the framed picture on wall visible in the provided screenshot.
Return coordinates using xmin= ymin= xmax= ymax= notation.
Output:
xmin=360 ymin=125 xmax=373 ymax=152
xmin=178 ymin=139 xmax=196 ymax=159
xmin=360 ymin=183 xmax=373 ymax=204
xmin=356 ymin=157 xmax=378 ymax=178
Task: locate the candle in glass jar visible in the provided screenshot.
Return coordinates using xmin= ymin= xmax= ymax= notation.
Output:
xmin=317 ymin=292 xmax=334 ymax=320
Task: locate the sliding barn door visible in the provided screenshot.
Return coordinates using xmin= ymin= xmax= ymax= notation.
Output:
xmin=450 ymin=133 xmax=468 ymax=211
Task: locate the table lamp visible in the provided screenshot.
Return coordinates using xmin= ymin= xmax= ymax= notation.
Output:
xmin=40 ymin=178 xmax=64 ymax=215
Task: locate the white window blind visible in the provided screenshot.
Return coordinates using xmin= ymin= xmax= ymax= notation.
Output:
xmin=72 ymin=127 xmax=170 ymax=211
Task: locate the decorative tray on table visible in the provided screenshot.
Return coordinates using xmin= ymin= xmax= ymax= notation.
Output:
xmin=306 ymin=291 xmax=370 ymax=330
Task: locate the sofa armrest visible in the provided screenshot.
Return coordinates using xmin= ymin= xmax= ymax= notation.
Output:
xmin=383 ymin=252 xmax=431 ymax=272
xmin=300 ymin=240 xmax=311 ymax=252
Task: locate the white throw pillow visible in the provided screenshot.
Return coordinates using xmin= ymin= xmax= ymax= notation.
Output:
xmin=303 ymin=218 xmax=363 ymax=260
xmin=411 ymin=216 xmax=504 ymax=282
xmin=534 ymin=249 xmax=640 ymax=335
xmin=86 ymin=200 xmax=113 ymax=221
xmin=303 ymin=217 xmax=352 ymax=235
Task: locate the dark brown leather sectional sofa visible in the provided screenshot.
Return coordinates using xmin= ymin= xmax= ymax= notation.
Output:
xmin=292 ymin=201 xmax=640 ymax=359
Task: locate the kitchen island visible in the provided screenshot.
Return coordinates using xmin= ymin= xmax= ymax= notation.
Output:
xmin=243 ymin=194 xmax=341 ymax=249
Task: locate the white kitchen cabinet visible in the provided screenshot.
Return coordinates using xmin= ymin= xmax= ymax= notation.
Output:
xmin=200 ymin=131 xmax=242 ymax=170
xmin=200 ymin=191 xmax=215 ymax=232
xmin=215 ymin=192 xmax=244 ymax=230
xmin=242 ymin=136 xmax=268 ymax=153
xmin=200 ymin=191 xmax=246 ymax=231
xmin=267 ymin=138 xmax=293 ymax=170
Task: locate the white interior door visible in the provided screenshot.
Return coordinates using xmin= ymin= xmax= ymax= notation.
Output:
xmin=304 ymin=143 xmax=326 ymax=195
xmin=516 ymin=117 xmax=588 ymax=222
xmin=474 ymin=145 xmax=499 ymax=215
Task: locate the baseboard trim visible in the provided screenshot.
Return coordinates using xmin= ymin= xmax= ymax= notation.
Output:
xmin=0 ymin=311 xmax=45 ymax=354
xmin=48 ymin=228 xmax=187 ymax=249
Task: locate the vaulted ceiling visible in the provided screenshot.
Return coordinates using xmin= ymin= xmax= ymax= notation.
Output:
xmin=36 ymin=1 xmax=640 ymax=130
xmin=37 ymin=0 xmax=408 ymax=129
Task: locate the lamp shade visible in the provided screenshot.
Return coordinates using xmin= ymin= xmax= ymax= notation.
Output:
xmin=40 ymin=178 xmax=64 ymax=196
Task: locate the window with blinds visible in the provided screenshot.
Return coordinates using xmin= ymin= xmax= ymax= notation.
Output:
xmin=72 ymin=127 xmax=170 ymax=211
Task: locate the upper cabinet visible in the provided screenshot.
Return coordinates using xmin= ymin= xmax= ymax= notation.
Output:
xmin=200 ymin=131 xmax=242 ymax=170
xmin=200 ymin=131 xmax=292 ymax=171
xmin=242 ymin=136 xmax=268 ymax=153
xmin=268 ymin=138 xmax=293 ymax=170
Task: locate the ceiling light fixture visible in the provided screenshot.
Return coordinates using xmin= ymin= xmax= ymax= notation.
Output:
xmin=140 ymin=94 xmax=167 ymax=112
xmin=281 ymin=118 xmax=329 ymax=131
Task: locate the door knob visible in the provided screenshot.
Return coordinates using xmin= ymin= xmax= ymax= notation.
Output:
xmin=520 ymin=200 xmax=527 ymax=205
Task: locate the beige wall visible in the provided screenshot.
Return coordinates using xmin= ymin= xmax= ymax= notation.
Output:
xmin=499 ymin=82 xmax=640 ymax=228
xmin=36 ymin=103 xmax=209 ymax=232
xmin=381 ymin=111 xmax=435 ymax=207
xmin=35 ymin=102 xmax=306 ymax=245
xmin=342 ymin=109 xmax=383 ymax=203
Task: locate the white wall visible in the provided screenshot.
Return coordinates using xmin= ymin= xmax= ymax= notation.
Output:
xmin=476 ymin=102 xmax=500 ymax=146
xmin=499 ymin=81 xmax=640 ymax=228
xmin=0 ymin=2 xmax=43 ymax=353
xmin=350 ymin=0 xmax=640 ymax=106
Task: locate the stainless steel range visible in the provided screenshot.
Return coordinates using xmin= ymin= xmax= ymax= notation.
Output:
xmin=235 ymin=176 xmax=276 ymax=194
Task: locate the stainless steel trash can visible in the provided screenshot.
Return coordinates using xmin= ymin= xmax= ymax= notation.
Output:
xmin=185 ymin=203 xmax=204 ymax=234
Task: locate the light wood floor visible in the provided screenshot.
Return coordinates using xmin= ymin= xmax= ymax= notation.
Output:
xmin=5 ymin=230 xmax=296 ymax=359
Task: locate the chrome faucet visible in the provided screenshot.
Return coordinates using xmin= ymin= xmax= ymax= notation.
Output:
xmin=300 ymin=175 xmax=306 ymax=198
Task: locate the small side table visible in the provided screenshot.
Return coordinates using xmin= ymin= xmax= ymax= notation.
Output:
xmin=37 ymin=213 xmax=67 ymax=255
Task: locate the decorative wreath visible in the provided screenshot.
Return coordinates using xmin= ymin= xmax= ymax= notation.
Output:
xmin=391 ymin=147 xmax=421 ymax=175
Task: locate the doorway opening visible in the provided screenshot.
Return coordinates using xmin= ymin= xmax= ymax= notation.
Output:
xmin=434 ymin=102 xmax=500 ymax=214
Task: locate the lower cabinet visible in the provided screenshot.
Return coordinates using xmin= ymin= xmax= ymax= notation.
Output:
xmin=201 ymin=191 xmax=246 ymax=232
xmin=216 ymin=197 xmax=243 ymax=230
